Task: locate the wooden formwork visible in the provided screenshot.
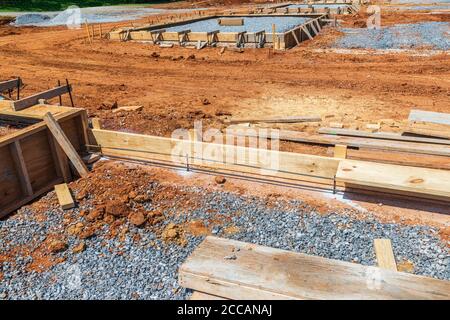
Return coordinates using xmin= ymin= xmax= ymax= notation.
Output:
xmin=0 ymin=106 xmax=89 ymax=218
xmin=109 ymin=14 xmax=329 ymax=50
xmin=88 ymin=128 xmax=450 ymax=202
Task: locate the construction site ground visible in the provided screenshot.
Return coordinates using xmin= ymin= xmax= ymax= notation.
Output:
xmin=0 ymin=3 xmax=449 ymax=299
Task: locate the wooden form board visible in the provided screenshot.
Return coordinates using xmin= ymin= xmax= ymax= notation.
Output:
xmin=319 ymin=127 xmax=450 ymax=146
xmin=0 ymin=108 xmax=88 ymax=218
xmin=54 ymin=183 xmax=75 ymax=210
xmin=89 ymin=129 xmax=450 ymax=201
xmin=179 ymin=236 xmax=450 ymax=300
xmin=112 ymin=14 xmax=327 ymax=50
xmin=218 ymin=18 xmax=244 ymax=26
xmin=336 ymin=159 xmax=450 ymax=201
xmin=408 ymin=109 xmax=450 ymax=126
xmin=0 ymin=78 xmax=22 ymax=93
xmin=12 ymin=85 xmax=72 ymax=111
xmin=326 ymin=147 xmax=450 ymax=171
xmin=88 ymin=128 xmax=340 ymax=185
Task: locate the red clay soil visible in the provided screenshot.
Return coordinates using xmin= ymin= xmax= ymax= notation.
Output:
xmin=0 ymin=10 xmax=449 ymax=145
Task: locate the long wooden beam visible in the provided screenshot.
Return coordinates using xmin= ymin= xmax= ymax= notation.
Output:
xmin=88 ymin=128 xmax=340 ymax=185
xmin=44 ymin=113 xmax=89 ymax=178
xmin=336 ymin=159 xmax=450 ymax=200
xmin=409 ymin=109 xmax=450 ymax=126
xmin=318 ymin=127 xmax=450 ymax=146
xmin=179 ymin=236 xmax=450 ymax=300
xmin=232 ymin=129 xmax=450 ymax=157
xmin=12 ymin=84 xmax=72 ymax=111
xmin=89 ymin=129 xmax=450 ymax=201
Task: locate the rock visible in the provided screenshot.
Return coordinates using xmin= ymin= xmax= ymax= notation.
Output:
xmin=215 ymin=176 xmax=226 ymax=184
xmin=76 ymin=189 xmax=88 ymax=201
xmin=224 ymin=254 xmax=237 ymax=260
xmin=72 ymin=242 xmax=86 ymax=254
xmin=67 ymin=223 xmax=84 ymax=236
xmin=129 ymin=211 xmax=146 ymax=227
xmin=103 ymin=214 xmax=115 ymax=224
xmin=162 ymin=223 xmax=180 ymax=241
xmin=202 ymin=98 xmax=210 ymax=105
xmin=134 ymin=194 xmax=150 ymax=203
xmin=150 ymin=52 xmax=160 ymax=58
xmin=86 ymin=207 xmax=104 ymax=222
xmin=79 ymin=227 xmax=96 ymax=239
xmin=128 ymin=191 xmax=138 ymax=199
xmin=106 ymin=202 xmax=128 ymax=217
xmin=186 ymin=54 xmax=195 ymax=60
xmin=48 ymin=240 xmax=67 ymax=253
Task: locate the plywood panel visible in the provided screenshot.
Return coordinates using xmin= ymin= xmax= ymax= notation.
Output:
xmin=20 ymin=129 xmax=58 ymax=191
xmin=0 ymin=145 xmax=23 ymax=209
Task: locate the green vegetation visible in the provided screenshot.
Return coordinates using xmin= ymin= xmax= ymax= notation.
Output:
xmin=0 ymin=0 xmax=174 ymax=12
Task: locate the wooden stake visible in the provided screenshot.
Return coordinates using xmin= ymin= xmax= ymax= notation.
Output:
xmin=85 ymin=20 xmax=92 ymax=44
xmin=272 ymin=24 xmax=276 ymax=50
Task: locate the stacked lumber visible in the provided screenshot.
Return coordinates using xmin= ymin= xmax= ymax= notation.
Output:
xmin=405 ymin=109 xmax=450 ymax=139
xmin=179 ymin=237 xmax=450 ymax=300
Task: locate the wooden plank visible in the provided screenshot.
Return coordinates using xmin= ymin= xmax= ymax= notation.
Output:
xmin=190 ymin=291 xmax=227 ymax=300
xmin=218 ymin=18 xmax=244 ymax=26
xmin=179 ymin=236 xmax=450 ymax=300
xmin=319 ymin=127 xmax=450 ymax=145
xmin=404 ymin=126 xmax=450 ymax=140
xmin=409 ymin=109 xmax=450 ymax=126
xmin=88 ymin=129 xmax=340 ymax=185
xmin=44 ymin=113 xmax=89 ymax=178
xmin=54 ymin=183 xmax=75 ymax=210
xmin=12 ymin=85 xmax=72 ymax=111
xmin=244 ymin=129 xmax=450 ymax=157
xmin=0 ymin=78 xmax=22 ymax=93
xmin=225 ymin=116 xmax=321 ymax=124
xmin=327 ymin=147 xmax=450 ymax=170
xmin=112 ymin=106 xmax=143 ymax=113
xmin=336 ymin=159 xmax=450 ymax=200
xmin=9 ymin=140 xmax=33 ymax=196
xmin=333 ymin=144 xmax=347 ymax=159
xmin=374 ymin=239 xmax=397 ymax=272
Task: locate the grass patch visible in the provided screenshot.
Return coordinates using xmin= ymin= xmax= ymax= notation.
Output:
xmin=0 ymin=1 xmax=174 ymax=12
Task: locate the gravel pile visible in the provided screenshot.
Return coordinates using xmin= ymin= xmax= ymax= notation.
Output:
xmin=14 ymin=7 xmax=164 ymax=27
xmin=0 ymin=186 xmax=448 ymax=300
xmin=166 ymin=16 xmax=310 ymax=33
xmin=335 ymin=22 xmax=450 ymax=50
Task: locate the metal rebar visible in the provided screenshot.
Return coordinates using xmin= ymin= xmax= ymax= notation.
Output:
xmin=66 ymin=79 xmax=74 ymax=107
xmin=58 ymin=80 xmax=62 ymax=106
